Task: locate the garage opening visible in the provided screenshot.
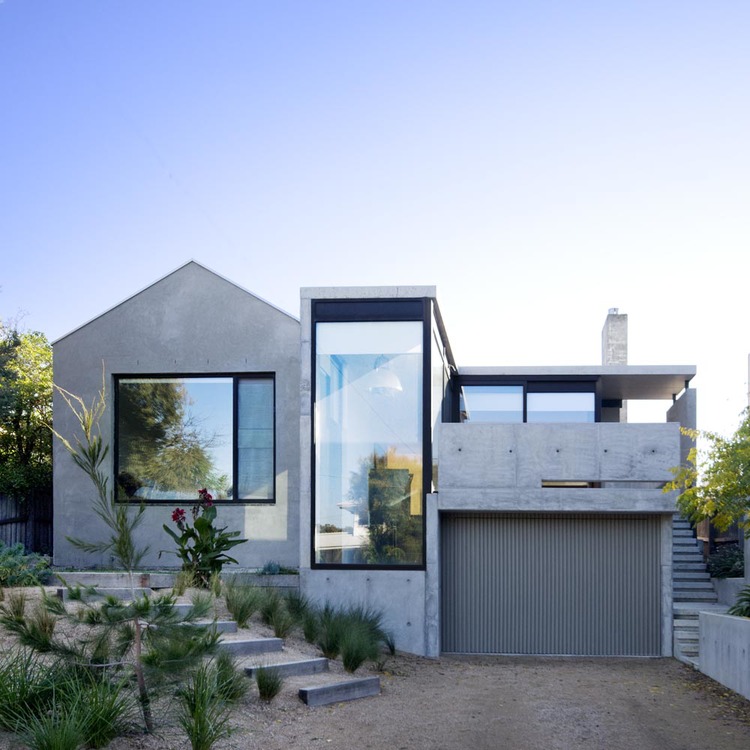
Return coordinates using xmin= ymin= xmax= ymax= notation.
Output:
xmin=440 ymin=513 xmax=661 ymax=655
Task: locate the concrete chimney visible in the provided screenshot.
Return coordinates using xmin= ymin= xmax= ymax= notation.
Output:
xmin=602 ymin=310 xmax=628 ymax=365
xmin=602 ymin=310 xmax=628 ymax=423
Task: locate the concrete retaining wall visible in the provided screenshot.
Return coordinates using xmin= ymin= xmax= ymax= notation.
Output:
xmin=699 ymin=612 xmax=750 ymax=700
xmin=713 ymin=578 xmax=746 ymax=607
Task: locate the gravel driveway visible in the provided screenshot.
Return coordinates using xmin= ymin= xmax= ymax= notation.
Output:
xmin=242 ymin=653 xmax=750 ymax=750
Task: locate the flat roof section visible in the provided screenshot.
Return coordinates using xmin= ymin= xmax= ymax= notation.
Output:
xmin=459 ymin=365 xmax=696 ymax=400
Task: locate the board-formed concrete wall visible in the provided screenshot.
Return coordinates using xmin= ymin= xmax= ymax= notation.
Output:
xmin=53 ymin=262 xmax=301 ymax=570
xmin=699 ymin=612 xmax=750 ymax=700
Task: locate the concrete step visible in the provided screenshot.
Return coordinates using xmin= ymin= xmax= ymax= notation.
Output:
xmin=673 ymin=571 xmax=710 ymax=581
xmin=194 ymin=620 xmax=237 ymax=634
xmin=56 ymin=586 xmax=153 ymax=601
xmin=672 ymin=528 xmax=694 ymax=537
xmin=218 ymin=637 xmax=284 ymax=656
xmin=673 ymin=562 xmax=709 ymax=571
xmin=673 ymin=538 xmax=701 ymax=547
xmin=673 ymin=581 xmax=716 ymax=591
xmin=245 ymin=658 xmax=329 ymax=679
xmin=674 ymin=591 xmax=718 ymax=602
xmin=52 ymin=571 xmax=176 ymax=589
xmin=298 ymin=676 xmax=381 ymax=707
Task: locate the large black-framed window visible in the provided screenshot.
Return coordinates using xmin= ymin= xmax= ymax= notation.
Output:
xmin=457 ymin=378 xmax=599 ymax=424
xmin=311 ymin=298 xmax=432 ymax=570
xmin=115 ymin=374 xmax=275 ymax=504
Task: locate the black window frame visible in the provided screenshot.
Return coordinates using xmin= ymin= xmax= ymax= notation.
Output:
xmin=454 ymin=375 xmax=601 ymax=423
xmin=114 ymin=372 xmax=276 ymax=505
xmin=311 ymin=298 xmax=432 ymax=571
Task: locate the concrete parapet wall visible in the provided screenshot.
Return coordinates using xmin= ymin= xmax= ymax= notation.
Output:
xmin=699 ymin=612 xmax=750 ymax=700
xmin=440 ymin=422 xmax=680 ymax=489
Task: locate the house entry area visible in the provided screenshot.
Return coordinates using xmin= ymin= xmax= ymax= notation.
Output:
xmin=440 ymin=512 xmax=662 ymax=656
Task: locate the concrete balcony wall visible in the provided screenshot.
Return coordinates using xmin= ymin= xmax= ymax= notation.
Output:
xmin=437 ymin=422 xmax=680 ymax=514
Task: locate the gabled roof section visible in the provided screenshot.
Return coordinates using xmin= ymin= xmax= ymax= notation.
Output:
xmin=53 ymin=260 xmax=298 ymax=345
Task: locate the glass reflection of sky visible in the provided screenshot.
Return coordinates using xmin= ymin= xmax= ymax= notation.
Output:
xmin=179 ymin=379 xmax=233 ymax=483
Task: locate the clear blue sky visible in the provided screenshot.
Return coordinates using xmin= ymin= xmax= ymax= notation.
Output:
xmin=1 ymin=1 xmax=748 ymax=435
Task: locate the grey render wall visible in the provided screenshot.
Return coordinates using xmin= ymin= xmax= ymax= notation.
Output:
xmin=53 ymin=262 xmax=301 ymax=569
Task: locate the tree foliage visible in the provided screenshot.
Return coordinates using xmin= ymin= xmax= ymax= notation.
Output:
xmin=665 ymin=409 xmax=750 ymax=532
xmin=0 ymin=323 xmax=52 ymax=499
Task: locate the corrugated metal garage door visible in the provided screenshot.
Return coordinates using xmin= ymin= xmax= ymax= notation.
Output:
xmin=441 ymin=513 xmax=661 ymax=655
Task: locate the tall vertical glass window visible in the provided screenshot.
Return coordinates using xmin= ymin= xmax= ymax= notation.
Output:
xmin=314 ymin=320 xmax=423 ymax=566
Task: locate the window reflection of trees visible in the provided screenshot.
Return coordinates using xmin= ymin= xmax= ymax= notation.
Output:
xmin=117 ymin=381 xmax=230 ymax=500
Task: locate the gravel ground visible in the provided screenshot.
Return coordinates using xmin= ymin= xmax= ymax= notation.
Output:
xmin=1 ymin=588 xmax=749 ymax=750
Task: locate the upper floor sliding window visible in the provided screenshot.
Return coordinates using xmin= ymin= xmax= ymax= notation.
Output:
xmin=115 ymin=375 xmax=274 ymax=503
xmin=459 ymin=382 xmax=596 ymax=424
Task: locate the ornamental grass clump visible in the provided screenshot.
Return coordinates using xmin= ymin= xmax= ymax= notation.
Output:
xmin=224 ymin=579 xmax=261 ymax=628
xmin=162 ymin=489 xmax=246 ymax=588
xmin=315 ymin=603 xmax=394 ymax=667
xmin=255 ymin=666 xmax=283 ymax=702
xmin=177 ymin=662 xmax=232 ymax=750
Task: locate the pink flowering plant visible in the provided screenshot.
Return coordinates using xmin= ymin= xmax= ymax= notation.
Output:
xmin=161 ymin=488 xmax=246 ymax=587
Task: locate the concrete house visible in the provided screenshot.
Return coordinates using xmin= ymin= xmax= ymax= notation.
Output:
xmin=53 ymin=262 xmax=696 ymax=658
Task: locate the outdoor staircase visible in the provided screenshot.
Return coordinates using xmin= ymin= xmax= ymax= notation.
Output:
xmin=53 ymin=572 xmax=380 ymax=707
xmin=672 ymin=516 xmax=724 ymax=667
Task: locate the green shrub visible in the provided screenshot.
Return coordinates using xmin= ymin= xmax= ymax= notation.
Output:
xmin=0 ymin=542 xmax=51 ymax=587
xmin=57 ymin=673 xmax=135 ymax=749
xmin=255 ymin=666 xmax=283 ymax=702
xmin=708 ymin=543 xmax=745 ymax=579
xmin=315 ymin=604 xmax=392 ymax=663
xmin=224 ymin=581 xmax=261 ymax=628
xmin=728 ymin=584 xmax=750 ymax=618
xmin=20 ymin=709 xmax=83 ymax=750
xmin=284 ymin=590 xmax=311 ymax=624
xmin=177 ymin=663 xmax=232 ymax=750
xmin=0 ymin=649 xmax=53 ymax=731
xmin=259 ymin=561 xmax=297 ymax=575
xmin=214 ymin=651 xmax=248 ymax=703
xmin=316 ymin=604 xmax=346 ymax=659
xmin=259 ymin=589 xmax=283 ymax=626
xmin=302 ymin=610 xmax=319 ymax=644
xmin=341 ymin=626 xmax=379 ymax=673
xmin=270 ymin=607 xmax=294 ymax=638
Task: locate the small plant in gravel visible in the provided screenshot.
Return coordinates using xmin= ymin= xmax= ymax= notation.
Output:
xmin=341 ymin=626 xmax=380 ymax=673
xmin=284 ymin=589 xmax=311 ymax=623
xmin=270 ymin=606 xmax=294 ymax=638
xmin=0 ymin=648 xmax=136 ymax=748
xmin=177 ymin=661 xmax=233 ymax=750
xmin=302 ymin=609 xmax=319 ymax=644
xmin=224 ymin=579 xmax=261 ymax=628
xmin=21 ymin=708 xmax=83 ymax=750
xmin=255 ymin=666 xmax=283 ymax=702
xmin=0 ymin=648 xmax=53 ymax=731
xmin=214 ymin=651 xmax=248 ymax=703
xmin=259 ymin=588 xmax=283 ymax=625
xmin=316 ymin=604 xmax=347 ymax=659
xmin=315 ymin=603 xmax=394 ymax=665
